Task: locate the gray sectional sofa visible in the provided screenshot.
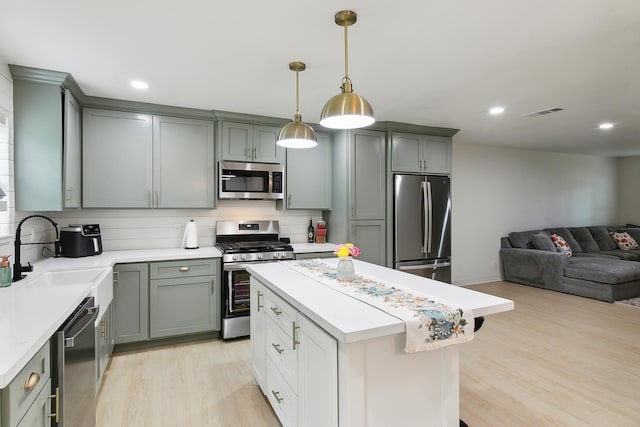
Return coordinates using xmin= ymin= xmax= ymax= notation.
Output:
xmin=500 ymin=226 xmax=640 ymax=302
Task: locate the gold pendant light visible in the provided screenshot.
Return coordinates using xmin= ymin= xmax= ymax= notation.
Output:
xmin=277 ymin=61 xmax=318 ymax=149
xmin=320 ymin=10 xmax=375 ymax=130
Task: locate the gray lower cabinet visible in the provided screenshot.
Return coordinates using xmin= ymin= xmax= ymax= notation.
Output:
xmin=284 ymin=132 xmax=331 ymax=210
xmin=219 ymin=121 xmax=284 ymax=163
xmin=324 ymin=129 xmax=387 ymax=266
xmin=113 ymin=263 xmax=150 ymax=344
xmin=149 ymin=258 xmax=219 ymax=338
xmin=1 ymin=343 xmax=51 ymax=427
xmin=10 ymin=65 xmax=82 ymax=211
xmin=113 ymin=259 xmax=220 ymax=345
xmin=83 ymin=109 xmax=215 ymax=208
xmin=391 ymin=132 xmax=451 ymax=175
xmin=96 ymin=302 xmax=113 ymax=391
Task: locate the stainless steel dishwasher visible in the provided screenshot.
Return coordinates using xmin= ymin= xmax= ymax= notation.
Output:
xmin=51 ymin=297 xmax=99 ymax=427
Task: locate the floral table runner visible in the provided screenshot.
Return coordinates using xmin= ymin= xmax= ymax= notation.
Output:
xmin=285 ymin=259 xmax=474 ymax=352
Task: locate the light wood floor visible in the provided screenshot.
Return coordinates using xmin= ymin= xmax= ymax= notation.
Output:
xmin=97 ymin=282 xmax=640 ymax=427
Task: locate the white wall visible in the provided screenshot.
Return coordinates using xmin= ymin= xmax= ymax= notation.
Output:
xmin=618 ymin=155 xmax=640 ymax=225
xmin=451 ymin=143 xmax=618 ymax=286
xmin=48 ymin=201 xmax=322 ymax=251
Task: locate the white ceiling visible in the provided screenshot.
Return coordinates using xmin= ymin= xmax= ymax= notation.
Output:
xmin=1 ymin=0 xmax=639 ymax=157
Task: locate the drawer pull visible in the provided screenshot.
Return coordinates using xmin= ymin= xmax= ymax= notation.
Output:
xmin=271 ymin=390 xmax=284 ymax=404
xmin=272 ymin=343 xmax=284 ymax=354
xmin=179 ymin=266 xmax=190 ymax=272
xmin=270 ymin=307 xmax=282 ymax=316
xmin=24 ymin=372 xmax=40 ymax=390
xmin=257 ymin=291 xmax=263 ymax=312
xmin=292 ymin=321 xmax=300 ymax=350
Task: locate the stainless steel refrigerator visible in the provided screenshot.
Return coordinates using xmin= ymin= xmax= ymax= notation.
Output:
xmin=393 ymin=174 xmax=452 ymax=283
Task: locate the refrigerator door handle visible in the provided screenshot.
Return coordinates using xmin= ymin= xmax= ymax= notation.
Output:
xmin=398 ymin=262 xmax=452 ymax=271
xmin=420 ymin=181 xmax=428 ymax=254
xmin=426 ymin=180 xmax=433 ymax=254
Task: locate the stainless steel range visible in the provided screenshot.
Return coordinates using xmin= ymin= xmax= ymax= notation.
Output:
xmin=216 ymin=220 xmax=293 ymax=339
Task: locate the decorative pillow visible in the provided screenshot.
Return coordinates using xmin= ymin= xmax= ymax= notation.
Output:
xmin=609 ymin=231 xmax=640 ymax=250
xmin=551 ymin=233 xmax=572 ymax=257
xmin=531 ymin=232 xmax=556 ymax=252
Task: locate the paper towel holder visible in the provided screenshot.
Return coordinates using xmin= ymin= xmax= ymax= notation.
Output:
xmin=182 ymin=219 xmax=199 ymax=250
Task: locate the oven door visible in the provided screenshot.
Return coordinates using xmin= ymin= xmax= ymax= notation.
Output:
xmin=222 ymin=261 xmax=272 ymax=339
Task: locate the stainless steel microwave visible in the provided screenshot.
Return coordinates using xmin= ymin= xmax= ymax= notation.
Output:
xmin=218 ymin=161 xmax=285 ymax=200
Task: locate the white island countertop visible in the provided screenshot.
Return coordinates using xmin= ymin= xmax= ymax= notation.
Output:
xmin=0 ymin=247 xmax=222 ymax=388
xmin=247 ymin=258 xmax=514 ymax=344
xmin=290 ymin=242 xmax=336 ymax=253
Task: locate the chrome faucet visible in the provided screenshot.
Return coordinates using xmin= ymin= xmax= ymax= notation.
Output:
xmin=13 ymin=214 xmax=61 ymax=282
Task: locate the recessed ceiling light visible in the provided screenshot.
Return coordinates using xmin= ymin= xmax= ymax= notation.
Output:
xmin=489 ymin=106 xmax=505 ymax=115
xmin=130 ymin=80 xmax=149 ymax=90
xmin=598 ymin=122 xmax=614 ymax=130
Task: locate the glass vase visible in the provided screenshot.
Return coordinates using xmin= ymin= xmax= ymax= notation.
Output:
xmin=336 ymin=257 xmax=355 ymax=281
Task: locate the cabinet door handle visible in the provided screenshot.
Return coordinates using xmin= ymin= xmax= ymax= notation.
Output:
xmin=211 ymin=279 xmax=214 ymax=294
xmin=113 ymin=269 xmax=119 ymax=285
xmin=287 ymin=194 xmax=291 ymax=206
xmin=272 ymin=343 xmax=284 ymax=354
xmin=252 ymin=147 xmax=257 ymax=159
xmin=48 ymin=387 xmax=60 ymax=423
xmin=292 ymin=321 xmax=300 ymax=350
xmin=270 ymin=306 xmax=282 ymax=316
xmin=24 ymin=372 xmax=40 ymax=390
xmin=246 ymin=147 xmax=251 ymax=159
xmin=271 ymin=390 xmax=284 ymax=404
xmin=257 ymin=291 xmax=263 ymax=312
xmin=179 ymin=266 xmax=190 ymax=272
xmin=100 ymin=319 xmax=106 ymax=339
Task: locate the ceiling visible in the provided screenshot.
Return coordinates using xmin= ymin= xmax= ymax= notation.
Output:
xmin=1 ymin=0 xmax=639 ymax=157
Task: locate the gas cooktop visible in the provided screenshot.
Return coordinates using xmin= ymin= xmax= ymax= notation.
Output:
xmin=215 ymin=240 xmax=293 ymax=254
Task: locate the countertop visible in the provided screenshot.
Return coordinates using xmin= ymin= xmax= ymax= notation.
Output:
xmin=0 ymin=247 xmax=222 ymax=388
xmin=247 ymin=258 xmax=514 ymax=344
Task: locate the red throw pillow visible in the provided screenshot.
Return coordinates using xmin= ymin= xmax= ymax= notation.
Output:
xmin=610 ymin=231 xmax=640 ymax=250
xmin=551 ymin=233 xmax=572 ymax=257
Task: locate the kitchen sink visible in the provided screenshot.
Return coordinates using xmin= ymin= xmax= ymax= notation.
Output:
xmin=29 ymin=268 xmax=113 ymax=323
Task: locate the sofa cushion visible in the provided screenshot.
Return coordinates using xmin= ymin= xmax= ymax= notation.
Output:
xmin=508 ymin=230 xmax=545 ymax=249
xmin=610 ymin=231 xmax=640 ymax=250
xmin=591 ymin=250 xmax=640 ymax=261
xmin=588 ymin=226 xmax=618 ymax=251
xmin=547 ymin=228 xmax=582 ymax=253
xmin=565 ymin=258 xmax=640 ymax=284
xmin=569 ymin=227 xmax=600 ymax=253
xmin=551 ymin=234 xmax=572 ymax=257
xmin=531 ymin=232 xmax=556 ymax=252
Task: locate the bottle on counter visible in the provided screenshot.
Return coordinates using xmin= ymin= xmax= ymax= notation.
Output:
xmin=0 ymin=255 xmax=11 ymax=287
xmin=307 ymin=219 xmax=315 ymax=243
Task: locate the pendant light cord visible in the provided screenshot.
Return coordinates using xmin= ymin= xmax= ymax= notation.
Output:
xmin=295 ymin=68 xmax=300 ymax=115
xmin=344 ymin=24 xmax=349 ymax=79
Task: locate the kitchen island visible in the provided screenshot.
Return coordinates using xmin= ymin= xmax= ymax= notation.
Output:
xmin=248 ymin=258 xmax=513 ymax=427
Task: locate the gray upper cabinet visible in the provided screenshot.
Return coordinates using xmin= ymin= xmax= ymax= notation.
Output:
xmin=152 ymin=115 xmax=215 ymax=208
xmin=63 ymin=89 xmax=82 ymax=208
xmin=83 ymin=109 xmax=153 ymax=208
xmin=350 ymin=130 xmax=386 ymax=220
xmin=285 ymin=132 xmax=331 ymax=210
xmin=220 ymin=121 xmax=284 ymax=163
xmin=83 ymin=109 xmax=214 ymax=208
xmin=10 ymin=66 xmax=82 ymax=211
xmin=391 ymin=132 xmax=451 ymax=175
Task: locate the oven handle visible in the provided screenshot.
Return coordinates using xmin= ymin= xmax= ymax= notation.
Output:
xmin=227 ymin=271 xmax=235 ymax=314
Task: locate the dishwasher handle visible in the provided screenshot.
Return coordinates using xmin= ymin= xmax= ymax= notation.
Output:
xmin=64 ymin=306 xmax=99 ymax=348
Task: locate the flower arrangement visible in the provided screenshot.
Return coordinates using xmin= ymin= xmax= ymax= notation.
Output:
xmin=334 ymin=243 xmax=361 ymax=258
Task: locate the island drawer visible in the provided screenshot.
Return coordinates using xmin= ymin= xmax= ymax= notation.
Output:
xmin=266 ymin=317 xmax=298 ymax=393
xmin=265 ymin=357 xmax=298 ymax=427
xmin=150 ymin=259 xmax=217 ymax=280
xmin=263 ymin=287 xmax=297 ymax=337
xmin=3 ymin=342 xmax=50 ymax=427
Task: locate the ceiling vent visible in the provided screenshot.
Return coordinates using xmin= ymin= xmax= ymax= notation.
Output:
xmin=522 ymin=107 xmax=564 ymax=117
